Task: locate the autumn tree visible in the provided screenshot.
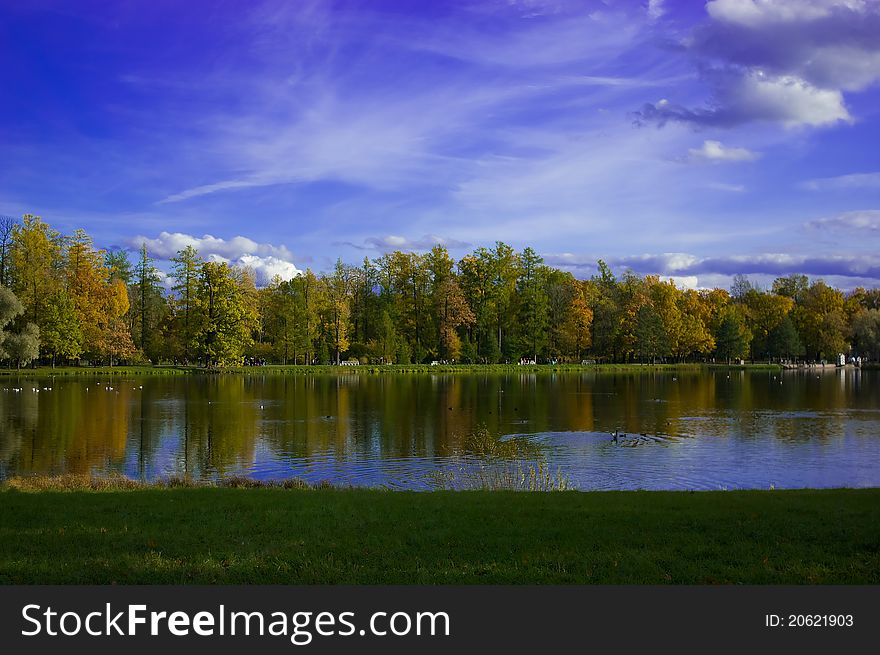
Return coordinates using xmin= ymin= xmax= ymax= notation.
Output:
xmin=793 ymin=280 xmax=848 ymax=360
xmin=562 ymin=279 xmax=593 ymax=361
xmin=64 ymin=229 xmax=113 ymax=358
xmin=101 ymin=278 xmax=136 ymax=365
xmin=9 ymin=215 xmax=62 ymax=332
xmin=434 ymin=276 xmax=474 ymax=361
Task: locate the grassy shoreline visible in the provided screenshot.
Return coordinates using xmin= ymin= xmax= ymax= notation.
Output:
xmin=0 ymin=362 xmax=785 ymax=376
xmin=1 ymin=481 xmax=877 ymax=584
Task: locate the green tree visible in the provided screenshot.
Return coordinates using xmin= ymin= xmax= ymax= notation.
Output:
xmin=635 ymin=303 xmax=666 ymax=363
xmin=195 ymin=262 xmax=257 ymax=366
xmin=714 ymin=306 xmax=751 ymax=364
xmin=851 ymin=309 xmax=880 ymax=361
xmin=132 ymin=243 xmax=164 ymax=360
xmin=516 ymin=247 xmax=549 ymax=361
xmin=41 ymin=290 xmax=83 ymax=365
xmin=743 ymin=289 xmax=794 ymax=359
xmin=105 ymin=249 xmax=133 ymax=284
xmin=0 ymin=286 xmax=40 ymax=368
xmin=589 ymin=261 xmax=620 ymax=362
xmin=324 ymin=260 xmax=352 ymax=364
xmin=767 ymin=314 xmax=804 ymax=361
xmin=171 ymin=245 xmax=203 ymax=362
xmin=3 ymin=322 xmax=39 ymax=368
xmin=0 ymin=216 xmax=15 ymax=288
xmin=772 ymin=274 xmax=809 ymax=304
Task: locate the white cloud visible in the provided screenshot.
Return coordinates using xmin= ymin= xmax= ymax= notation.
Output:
xmin=237 ymin=254 xmax=302 ymax=284
xmin=647 ymin=0 xmax=666 ymax=21
xmin=688 ymin=140 xmax=760 ymax=162
xmin=636 ymin=72 xmax=851 ymax=128
xmin=637 ymin=0 xmax=878 ymax=128
xmin=129 ymin=231 xmax=302 ymax=285
xmin=543 ymin=250 xmax=880 ymax=282
xmin=706 ymin=182 xmax=747 ymax=192
xmin=806 ymin=210 xmax=880 ymax=231
xmin=155 ymin=3 xmax=666 ymax=206
xmin=129 ymin=231 xmax=294 ymax=261
xmin=706 ymin=0 xmax=857 ymax=27
xmin=801 ymin=172 xmax=880 ymax=190
xmin=730 ymin=73 xmax=851 ymax=127
xmin=339 ymin=234 xmax=471 ymax=253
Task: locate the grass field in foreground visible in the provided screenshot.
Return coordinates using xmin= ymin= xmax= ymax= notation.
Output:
xmin=1 ymin=486 xmax=877 ymax=584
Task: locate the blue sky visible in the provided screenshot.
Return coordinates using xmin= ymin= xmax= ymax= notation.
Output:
xmin=1 ymin=0 xmax=879 ymax=289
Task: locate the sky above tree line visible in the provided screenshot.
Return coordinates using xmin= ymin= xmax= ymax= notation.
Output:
xmin=1 ymin=0 xmax=879 ymax=290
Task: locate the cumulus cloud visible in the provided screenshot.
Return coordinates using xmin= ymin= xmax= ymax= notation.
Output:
xmin=129 ymin=231 xmax=294 ymax=261
xmin=688 ymin=139 xmax=760 ymax=162
xmin=801 ymin=172 xmax=880 ymax=191
xmin=129 ymin=231 xmax=302 ymax=285
xmin=338 ymin=234 xmax=471 ymax=253
xmin=806 ymin=210 xmax=880 ymax=232
xmin=636 ymin=0 xmax=879 ymax=128
xmin=636 ymin=71 xmax=850 ymax=128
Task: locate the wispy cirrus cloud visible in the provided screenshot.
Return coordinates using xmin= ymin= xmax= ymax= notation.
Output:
xmin=801 ymin=172 xmax=880 ymax=191
xmin=705 ymin=182 xmax=746 ymax=192
xmin=154 ymin=1 xmax=679 ymax=209
xmin=4 ymin=0 xmax=880 ymax=279
xmin=337 ymin=234 xmax=470 ymax=253
xmin=647 ymin=0 xmax=667 ymax=21
xmin=805 ymin=210 xmax=880 ymax=232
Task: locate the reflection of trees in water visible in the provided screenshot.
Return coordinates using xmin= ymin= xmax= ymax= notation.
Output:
xmin=1 ymin=371 xmax=878 ymax=481
xmin=172 ymin=376 xmax=260 ymax=479
xmin=0 ymin=379 xmax=129 ymax=476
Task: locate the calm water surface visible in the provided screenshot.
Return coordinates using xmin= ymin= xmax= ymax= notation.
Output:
xmin=1 ymin=369 xmax=878 ymax=490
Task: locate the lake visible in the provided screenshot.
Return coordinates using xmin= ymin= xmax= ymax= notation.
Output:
xmin=1 ymin=368 xmax=878 ymax=490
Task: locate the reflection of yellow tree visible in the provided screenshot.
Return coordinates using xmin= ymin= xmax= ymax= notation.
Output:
xmin=194 ymin=377 xmax=259 ymax=475
xmin=5 ymin=382 xmax=131 ymax=474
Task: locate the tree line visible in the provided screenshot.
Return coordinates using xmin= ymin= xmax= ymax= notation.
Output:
xmin=1 ymin=214 xmax=880 ymax=368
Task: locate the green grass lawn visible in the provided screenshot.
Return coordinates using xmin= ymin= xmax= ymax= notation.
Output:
xmin=1 ymin=487 xmax=877 ymax=584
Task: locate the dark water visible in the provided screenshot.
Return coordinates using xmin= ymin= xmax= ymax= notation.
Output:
xmin=1 ymin=369 xmax=878 ymax=490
